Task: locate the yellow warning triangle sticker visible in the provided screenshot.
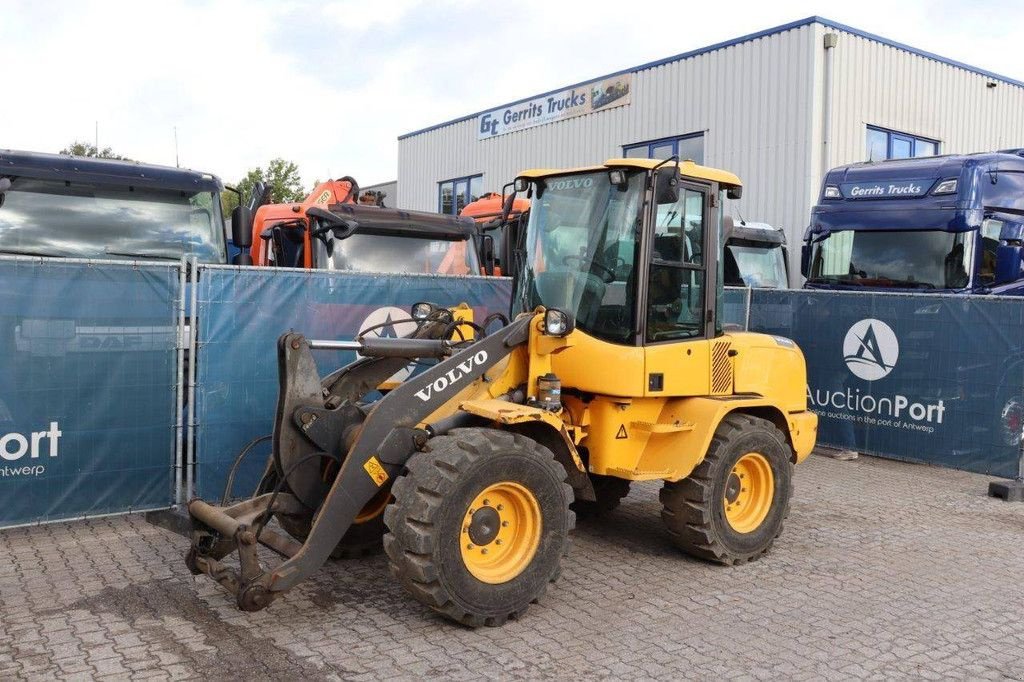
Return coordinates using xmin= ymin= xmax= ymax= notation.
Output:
xmin=615 ymin=424 xmax=628 ymax=439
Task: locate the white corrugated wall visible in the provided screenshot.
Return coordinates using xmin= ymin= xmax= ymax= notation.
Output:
xmin=398 ymin=20 xmax=1024 ymax=284
xmin=397 ymin=23 xmax=819 ymax=271
xmin=821 ymin=24 xmax=1024 ymax=171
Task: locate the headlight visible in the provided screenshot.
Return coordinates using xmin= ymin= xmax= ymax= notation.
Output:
xmin=411 ymin=302 xmax=436 ymax=320
xmin=932 ymin=179 xmax=957 ymax=195
xmin=823 ymin=185 xmax=842 ymax=199
xmin=543 ymin=309 xmax=575 ymax=337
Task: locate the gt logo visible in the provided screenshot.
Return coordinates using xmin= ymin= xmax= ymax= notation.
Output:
xmin=414 ymin=351 xmax=489 ymax=402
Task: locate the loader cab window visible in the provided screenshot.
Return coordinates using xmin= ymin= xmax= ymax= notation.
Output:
xmin=646 ymin=187 xmax=707 ymax=342
xmin=512 ymin=171 xmax=644 ymax=344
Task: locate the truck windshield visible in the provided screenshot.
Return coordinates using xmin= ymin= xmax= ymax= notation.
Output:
xmin=726 ymin=244 xmax=787 ymax=288
xmin=317 ymin=232 xmax=480 ymax=275
xmin=807 ymin=229 xmax=973 ymax=289
xmin=512 ymin=170 xmax=644 ymax=342
xmin=0 ymin=178 xmax=225 ymax=262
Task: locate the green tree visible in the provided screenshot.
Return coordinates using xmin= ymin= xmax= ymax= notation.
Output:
xmin=221 ymin=159 xmax=305 ymax=216
xmin=59 ymin=141 xmax=129 ymax=160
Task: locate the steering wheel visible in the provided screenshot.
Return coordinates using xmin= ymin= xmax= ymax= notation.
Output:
xmin=562 ymin=255 xmax=616 ymax=283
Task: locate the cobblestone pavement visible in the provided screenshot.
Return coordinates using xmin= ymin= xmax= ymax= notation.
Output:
xmin=2 ymin=454 xmax=1024 ymax=680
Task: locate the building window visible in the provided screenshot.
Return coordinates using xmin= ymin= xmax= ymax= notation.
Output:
xmin=623 ymin=133 xmax=704 ymax=164
xmin=438 ymin=175 xmax=483 ymax=215
xmin=866 ymin=126 xmax=939 ymax=161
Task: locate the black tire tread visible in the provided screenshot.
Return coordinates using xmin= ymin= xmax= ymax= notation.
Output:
xmin=384 ymin=427 xmax=574 ymax=627
xmin=660 ymin=413 xmax=792 ymax=565
xmin=571 ymin=474 xmax=631 ymax=517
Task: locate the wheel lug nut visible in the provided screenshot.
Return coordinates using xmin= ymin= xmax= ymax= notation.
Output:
xmin=497 ymin=504 xmax=504 ymax=511
xmin=481 ymin=548 xmax=488 ymax=555
xmin=495 ymin=539 xmax=503 ymax=545
xmin=483 ymin=499 xmax=490 ymax=506
xmin=501 ymin=521 xmax=509 ymax=527
xmin=463 ymin=526 xmax=469 ymax=533
xmin=466 ymin=544 xmax=474 ymax=550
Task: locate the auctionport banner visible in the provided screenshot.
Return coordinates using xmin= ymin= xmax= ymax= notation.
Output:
xmin=477 ymin=73 xmax=632 ymax=139
xmin=192 ymin=266 xmax=514 ymax=500
xmin=0 ymin=257 xmax=179 ymax=527
xmin=747 ymin=289 xmax=1024 ymax=477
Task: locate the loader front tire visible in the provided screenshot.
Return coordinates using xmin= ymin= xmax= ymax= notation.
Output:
xmin=660 ymin=413 xmax=792 ymax=565
xmin=384 ymin=427 xmax=574 ymax=627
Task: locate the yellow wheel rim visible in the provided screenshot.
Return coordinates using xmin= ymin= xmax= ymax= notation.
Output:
xmin=723 ymin=452 xmax=774 ymax=534
xmin=354 ymin=484 xmax=391 ymax=524
xmin=460 ymin=481 xmax=541 ymax=584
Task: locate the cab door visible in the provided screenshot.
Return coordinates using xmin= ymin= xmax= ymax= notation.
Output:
xmin=642 ymin=181 xmax=713 ymax=397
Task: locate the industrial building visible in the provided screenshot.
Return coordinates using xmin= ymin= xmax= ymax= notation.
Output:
xmin=395 ymin=16 xmax=1024 ymax=282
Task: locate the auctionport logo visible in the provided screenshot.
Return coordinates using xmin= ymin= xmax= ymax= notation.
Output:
xmin=0 ymin=421 xmax=61 ymax=477
xmin=843 ymin=319 xmax=899 ymax=381
xmin=808 ymin=318 xmax=945 ymax=432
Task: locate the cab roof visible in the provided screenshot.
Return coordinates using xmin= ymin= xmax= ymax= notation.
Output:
xmin=0 ymin=148 xmax=223 ymax=193
xmin=517 ymin=158 xmax=742 ymax=189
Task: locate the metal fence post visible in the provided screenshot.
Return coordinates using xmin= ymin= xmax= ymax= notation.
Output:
xmin=186 ymin=257 xmax=200 ymax=501
xmin=173 ymin=257 xmax=188 ymax=505
xmin=744 ymin=286 xmax=752 ymax=331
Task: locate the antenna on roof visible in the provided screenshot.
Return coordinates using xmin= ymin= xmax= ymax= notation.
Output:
xmin=174 ymin=126 xmax=180 ymax=168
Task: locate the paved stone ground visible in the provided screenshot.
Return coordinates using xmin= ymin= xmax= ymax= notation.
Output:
xmin=2 ymin=454 xmax=1024 ymax=681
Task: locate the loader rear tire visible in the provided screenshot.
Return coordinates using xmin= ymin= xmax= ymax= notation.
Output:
xmin=571 ymin=474 xmax=630 ymax=517
xmin=660 ymin=413 xmax=792 ymax=565
xmin=263 ymin=469 xmax=389 ymax=560
xmin=384 ymin=427 xmax=574 ymax=627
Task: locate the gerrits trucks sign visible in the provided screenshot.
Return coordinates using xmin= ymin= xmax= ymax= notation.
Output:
xmin=838 ymin=179 xmax=930 ymax=198
xmin=477 ymin=73 xmax=632 ymax=139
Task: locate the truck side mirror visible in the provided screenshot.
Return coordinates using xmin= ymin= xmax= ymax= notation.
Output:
xmin=480 ymin=234 xmax=496 ymax=275
xmin=800 ymin=243 xmax=811 ymax=277
xmin=230 ymin=205 xmax=253 ymax=265
xmin=654 ymin=168 xmax=680 ymax=205
xmin=231 ymin=206 xmax=253 ymax=248
xmin=995 ymin=244 xmax=1023 ymax=284
xmin=726 ymin=186 xmax=743 ymax=200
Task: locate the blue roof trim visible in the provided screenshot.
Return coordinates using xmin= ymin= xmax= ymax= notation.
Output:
xmin=399 ymin=16 xmax=1023 ymax=141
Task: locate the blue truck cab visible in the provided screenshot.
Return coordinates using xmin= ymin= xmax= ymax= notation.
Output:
xmin=0 ymin=149 xmax=228 ymax=263
xmin=803 ymin=149 xmax=1024 ymax=294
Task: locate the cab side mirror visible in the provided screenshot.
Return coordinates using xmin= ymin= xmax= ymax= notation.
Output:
xmin=726 ymin=186 xmax=743 ymax=200
xmin=800 ymin=243 xmax=811 ymax=277
xmin=480 ymin=234 xmax=496 ymax=275
xmin=230 ymin=205 xmax=253 ymax=265
xmin=654 ymin=168 xmax=679 ymax=205
xmin=995 ymin=244 xmax=1023 ymax=285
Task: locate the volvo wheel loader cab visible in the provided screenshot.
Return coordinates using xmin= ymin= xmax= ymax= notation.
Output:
xmin=185 ymin=157 xmax=817 ymax=627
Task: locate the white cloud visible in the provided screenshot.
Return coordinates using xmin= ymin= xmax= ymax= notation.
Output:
xmin=1 ymin=0 xmax=1021 ymax=194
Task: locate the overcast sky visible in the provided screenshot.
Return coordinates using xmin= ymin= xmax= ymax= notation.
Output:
xmin=2 ymin=0 xmax=1021 ymax=190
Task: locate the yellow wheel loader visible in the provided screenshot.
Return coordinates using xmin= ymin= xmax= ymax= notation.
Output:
xmin=185 ymin=157 xmax=817 ymax=626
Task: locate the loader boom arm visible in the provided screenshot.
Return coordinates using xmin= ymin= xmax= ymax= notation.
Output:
xmin=188 ymin=314 xmax=532 ymax=610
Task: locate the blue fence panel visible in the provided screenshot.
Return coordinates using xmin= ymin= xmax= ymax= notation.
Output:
xmin=721 ymin=286 xmax=749 ymax=329
xmin=193 ymin=267 xmax=514 ymax=500
xmin=748 ymin=288 xmax=1024 ymax=477
xmin=0 ymin=257 xmax=180 ymax=526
